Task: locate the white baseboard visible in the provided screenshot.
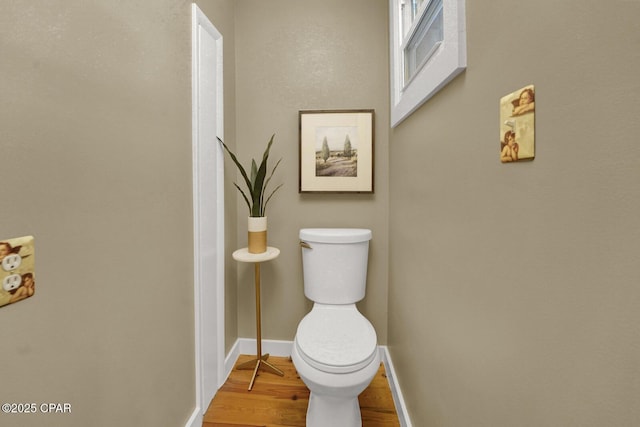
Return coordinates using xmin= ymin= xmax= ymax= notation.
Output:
xmin=380 ymin=346 xmax=413 ymax=427
xmin=222 ymin=338 xmax=412 ymax=427
xmin=184 ymin=407 xmax=202 ymax=427
xmin=223 ymin=339 xmax=240 ymax=382
xmin=237 ymin=337 xmax=294 ymax=357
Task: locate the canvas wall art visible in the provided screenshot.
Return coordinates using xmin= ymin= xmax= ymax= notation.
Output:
xmin=0 ymin=235 xmax=35 ymax=308
xmin=500 ymin=84 xmax=535 ymax=163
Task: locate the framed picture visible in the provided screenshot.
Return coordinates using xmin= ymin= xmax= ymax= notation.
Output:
xmin=299 ymin=109 xmax=374 ymax=193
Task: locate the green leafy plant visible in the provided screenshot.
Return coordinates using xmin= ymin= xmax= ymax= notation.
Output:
xmin=218 ymin=134 xmax=283 ymax=217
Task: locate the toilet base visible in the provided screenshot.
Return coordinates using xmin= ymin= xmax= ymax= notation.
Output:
xmin=292 ymin=336 xmax=380 ymax=427
xmin=306 ymin=393 xmax=361 ymax=427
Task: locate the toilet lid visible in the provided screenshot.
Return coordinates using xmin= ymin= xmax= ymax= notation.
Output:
xmin=295 ymin=306 xmax=377 ymax=374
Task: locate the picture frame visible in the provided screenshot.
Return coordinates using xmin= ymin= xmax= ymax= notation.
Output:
xmin=299 ymin=109 xmax=374 ymax=193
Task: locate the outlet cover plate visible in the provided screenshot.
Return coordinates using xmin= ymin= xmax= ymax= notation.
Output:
xmin=0 ymin=236 xmax=35 ymax=308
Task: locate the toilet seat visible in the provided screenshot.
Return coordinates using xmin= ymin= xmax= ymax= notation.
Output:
xmin=295 ymin=305 xmax=377 ymax=374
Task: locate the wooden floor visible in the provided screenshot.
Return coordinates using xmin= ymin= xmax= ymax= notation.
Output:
xmin=203 ymin=354 xmax=400 ymax=427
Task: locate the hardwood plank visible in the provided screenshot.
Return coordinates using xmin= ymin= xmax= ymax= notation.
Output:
xmin=203 ymin=355 xmax=399 ymax=427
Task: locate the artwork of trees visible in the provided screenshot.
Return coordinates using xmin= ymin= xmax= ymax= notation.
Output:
xmin=299 ymin=110 xmax=373 ymax=193
xmin=315 ymin=127 xmax=358 ymax=177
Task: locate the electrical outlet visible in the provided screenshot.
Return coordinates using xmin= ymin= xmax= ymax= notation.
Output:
xmin=3 ymin=274 xmax=22 ymax=291
xmin=0 ymin=235 xmax=35 ymax=308
xmin=2 ymin=253 xmax=22 ymax=271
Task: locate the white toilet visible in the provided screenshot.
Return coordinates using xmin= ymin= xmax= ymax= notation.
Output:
xmin=292 ymin=228 xmax=380 ymax=427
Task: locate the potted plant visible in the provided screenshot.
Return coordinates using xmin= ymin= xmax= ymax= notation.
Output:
xmin=218 ymin=135 xmax=283 ymax=253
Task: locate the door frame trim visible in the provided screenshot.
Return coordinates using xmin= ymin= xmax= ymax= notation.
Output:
xmin=190 ymin=4 xmax=225 ymax=424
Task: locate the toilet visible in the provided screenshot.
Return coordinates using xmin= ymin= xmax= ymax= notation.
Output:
xmin=292 ymin=228 xmax=380 ymax=427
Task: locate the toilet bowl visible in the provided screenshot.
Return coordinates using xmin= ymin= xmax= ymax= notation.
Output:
xmin=293 ymin=228 xmax=379 ymax=427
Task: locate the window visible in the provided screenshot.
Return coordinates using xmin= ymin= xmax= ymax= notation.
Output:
xmin=390 ymin=0 xmax=466 ymax=127
xmin=404 ymin=0 xmax=443 ymax=84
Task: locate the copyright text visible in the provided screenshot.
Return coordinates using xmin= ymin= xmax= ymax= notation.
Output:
xmin=2 ymin=403 xmax=72 ymax=414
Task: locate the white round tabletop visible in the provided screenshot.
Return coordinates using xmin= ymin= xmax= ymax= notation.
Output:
xmin=232 ymin=247 xmax=280 ymax=263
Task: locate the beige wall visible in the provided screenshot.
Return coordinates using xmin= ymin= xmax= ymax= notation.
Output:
xmin=233 ymin=0 xmax=390 ymax=343
xmin=389 ymin=1 xmax=640 ymax=426
xmin=0 ymin=1 xmax=195 ymax=426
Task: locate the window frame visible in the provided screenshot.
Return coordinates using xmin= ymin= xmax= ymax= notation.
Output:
xmin=389 ymin=0 xmax=467 ymax=127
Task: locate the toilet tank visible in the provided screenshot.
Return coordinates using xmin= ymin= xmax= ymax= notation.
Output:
xmin=299 ymin=228 xmax=372 ymax=304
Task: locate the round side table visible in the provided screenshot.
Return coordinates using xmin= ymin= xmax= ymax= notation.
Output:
xmin=232 ymin=247 xmax=284 ymax=390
